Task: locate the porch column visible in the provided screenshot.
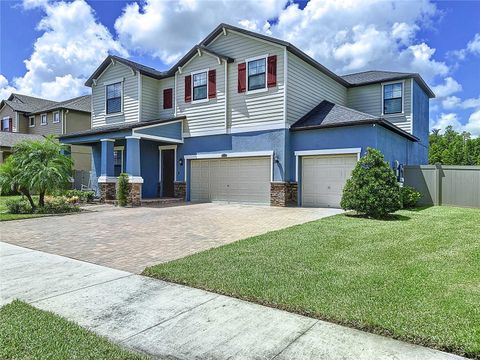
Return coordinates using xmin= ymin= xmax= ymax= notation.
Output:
xmin=125 ymin=136 xmax=141 ymax=177
xmin=100 ymin=139 xmax=115 ymax=177
xmin=98 ymin=139 xmax=116 ymax=202
xmin=125 ymin=135 xmax=143 ymax=206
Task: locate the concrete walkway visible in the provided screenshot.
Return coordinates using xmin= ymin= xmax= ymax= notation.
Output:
xmin=0 ymin=242 xmax=463 ymax=360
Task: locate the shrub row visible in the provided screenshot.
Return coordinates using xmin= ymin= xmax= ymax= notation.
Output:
xmin=6 ymin=196 xmax=80 ymax=215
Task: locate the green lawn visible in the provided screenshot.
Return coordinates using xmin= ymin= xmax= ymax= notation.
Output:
xmin=0 ymin=300 xmax=146 ymax=359
xmin=0 ymin=195 xmax=44 ymax=221
xmin=144 ymin=206 xmax=480 ymax=358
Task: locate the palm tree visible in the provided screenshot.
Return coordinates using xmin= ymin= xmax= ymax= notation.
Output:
xmin=13 ymin=136 xmax=73 ymax=207
xmin=0 ymin=157 xmax=36 ymax=210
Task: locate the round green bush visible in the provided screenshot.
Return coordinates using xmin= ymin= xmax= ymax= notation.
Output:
xmin=400 ymin=185 xmax=422 ymax=208
xmin=5 ymin=198 xmax=33 ymax=214
xmin=340 ymin=148 xmax=402 ymax=218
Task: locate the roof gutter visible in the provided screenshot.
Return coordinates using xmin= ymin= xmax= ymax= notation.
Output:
xmin=291 ymin=119 xmax=419 ymax=142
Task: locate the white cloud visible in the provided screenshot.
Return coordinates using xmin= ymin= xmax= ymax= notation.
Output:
xmin=114 ymin=0 xmax=448 ymax=84
xmin=1 ymin=0 xmax=126 ymax=101
xmin=0 ymin=75 xmax=17 ymax=101
xmin=442 ymin=95 xmax=480 ymax=110
xmin=465 ymin=110 xmax=480 ymax=137
xmin=431 ymin=77 xmax=462 ymax=98
xmin=466 ymin=33 xmax=480 ymax=55
xmin=431 ymin=113 xmax=463 ymax=132
xmin=114 ymin=0 xmax=286 ymax=65
xmin=431 ymin=112 xmax=480 ymax=137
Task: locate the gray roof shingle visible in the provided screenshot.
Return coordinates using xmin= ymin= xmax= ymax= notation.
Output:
xmin=3 ymin=94 xmax=57 ymax=113
xmin=291 ymin=100 xmax=418 ymax=141
xmin=341 ymin=70 xmax=435 ymax=98
xmin=31 ymin=95 xmax=91 ymax=114
xmin=0 ymin=132 xmax=44 ymax=148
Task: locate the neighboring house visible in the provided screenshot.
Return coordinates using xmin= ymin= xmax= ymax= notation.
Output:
xmin=60 ymin=23 xmax=434 ymax=208
xmin=0 ymin=93 xmax=92 ymax=171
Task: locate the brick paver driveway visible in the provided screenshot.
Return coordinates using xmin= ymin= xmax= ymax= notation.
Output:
xmin=0 ymin=203 xmax=341 ymax=273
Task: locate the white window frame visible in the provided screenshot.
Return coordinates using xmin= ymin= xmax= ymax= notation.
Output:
xmin=245 ymin=54 xmax=268 ymax=95
xmin=52 ymin=111 xmax=60 ymax=123
xmin=104 ymin=78 xmax=124 ymax=117
xmin=191 ymin=68 xmax=209 ymax=104
xmin=381 ymin=80 xmax=405 ymax=116
xmin=114 ymin=146 xmax=124 ymax=174
xmin=29 ymin=116 xmax=35 ymax=127
xmin=40 ymin=113 xmax=47 ymax=126
xmin=1 ymin=116 xmax=11 ymax=131
xmin=158 ymin=145 xmax=178 ymax=185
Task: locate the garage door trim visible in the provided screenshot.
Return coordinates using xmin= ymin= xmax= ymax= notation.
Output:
xmin=185 ymin=150 xmax=274 ymax=185
xmin=294 ymin=148 xmax=361 ymax=182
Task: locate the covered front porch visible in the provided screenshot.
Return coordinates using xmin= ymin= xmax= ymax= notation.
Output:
xmin=59 ymin=117 xmax=186 ymax=205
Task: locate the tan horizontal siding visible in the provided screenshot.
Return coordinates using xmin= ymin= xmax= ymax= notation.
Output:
xmin=208 ymin=30 xmax=285 ymax=132
xmin=158 ymin=77 xmax=175 ymax=119
xmin=141 ymin=75 xmax=159 ymax=121
xmin=177 ymin=52 xmax=226 ymax=135
xmin=91 ymin=62 xmax=139 ymax=128
xmin=287 ymin=54 xmax=347 ymax=126
xmin=347 ymin=78 xmax=412 ymax=133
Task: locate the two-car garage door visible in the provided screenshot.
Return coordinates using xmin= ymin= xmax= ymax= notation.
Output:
xmin=190 ymin=157 xmax=271 ymax=204
xmin=301 ymin=154 xmax=357 ymax=208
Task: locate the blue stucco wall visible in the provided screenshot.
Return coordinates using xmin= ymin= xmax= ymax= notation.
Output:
xmin=411 ymin=79 xmax=430 ymax=164
xmin=176 ymin=129 xmax=288 ymax=182
xmin=134 ymin=121 xmax=182 ymax=140
xmin=140 ymin=139 xmax=159 ymax=198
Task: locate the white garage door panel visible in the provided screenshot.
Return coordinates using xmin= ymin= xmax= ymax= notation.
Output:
xmin=191 ymin=157 xmax=270 ymax=204
xmin=302 ymin=155 xmax=357 ymax=208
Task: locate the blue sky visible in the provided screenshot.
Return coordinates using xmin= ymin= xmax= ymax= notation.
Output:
xmin=0 ymin=0 xmax=479 ymax=135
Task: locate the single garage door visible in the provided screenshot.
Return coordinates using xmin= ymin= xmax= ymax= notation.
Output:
xmin=301 ymin=154 xmax=357 ymax=208
xmin=190 ymin=157 xmax=271 ymax=204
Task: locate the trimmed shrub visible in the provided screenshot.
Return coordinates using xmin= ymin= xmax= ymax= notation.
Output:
xmin=64 ymin=190 xmax=95 ymax=203
xmin=401 ymin=185 xmax=422 ymax=208
xmin=340 ymin=148 xmax=402 ymax=218
xmin=35 ymin=196 xmax=80 ymax=214
xmin=5 ymin=198 xmax=33 ymax=214
xmin=116 ymin=173 xmax=129 ymax=207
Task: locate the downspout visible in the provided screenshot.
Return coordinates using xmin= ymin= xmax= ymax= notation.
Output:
xmin=224 ymin=59 xmax=228 ymax=133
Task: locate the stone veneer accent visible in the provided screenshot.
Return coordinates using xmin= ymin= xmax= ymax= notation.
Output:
xmin=99 ymin=182 xmax=116 ymax=203
xmin=128 ymin=183 xmax=142 ymax=206
xmin=270 ymin=182 xmax=298 ymax=207
xmin=174 ymin=182 xmax=186 ymax=199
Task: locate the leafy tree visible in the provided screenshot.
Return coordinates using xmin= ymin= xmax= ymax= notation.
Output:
xmin=11 ymin=136 xmax=73 ymax=207
xmin=0 ymin=157 xmax=36 ymax=210
xmin=429 ymin=126 xmax=480 ymax=165
xmin=341 ymin=148 xmax=402 ymax=218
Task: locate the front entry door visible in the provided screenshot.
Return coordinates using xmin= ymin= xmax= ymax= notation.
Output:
xmin=162 ymin=149 xmax=175 ymax=197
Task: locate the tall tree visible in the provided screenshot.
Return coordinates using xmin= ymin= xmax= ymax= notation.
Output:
xmin=429 ymin=126 xmax=480 ymax=165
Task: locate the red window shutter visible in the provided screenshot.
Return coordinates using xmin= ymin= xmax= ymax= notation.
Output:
xmin=267 ymin=55 xmax=277 ymax=88
xmin=238 ymin=63 xmax=246 ymax=93
xmin=9 ymin=118 xmax=12 ymax=132
xmin=184 ymin=75 xmax=191 ymax=103
xmin=208 ymin=70 xmax=216 ymax=99
xmin=163 ymin=88 xmax=173 ymax=109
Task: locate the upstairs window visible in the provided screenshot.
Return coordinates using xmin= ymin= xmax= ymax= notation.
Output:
xmin=40 ymin=114 xmax=47 ymax=125
xmin=1 ymin=117 xmax=11 ymax=132
xmin=383 ymin=82 xmax=403 ymax=114
xmin=53 ymin=111 xmax=60 ymax=123
xmin=29 ymin=116 xmax=35 ymax=127
xmin=192 ymin=72 xmax=207 ymax=101
xmin=106 ymin=82 xmax=122 ymax=114
xmin=247 ymin=57 xmax=266 ymax=91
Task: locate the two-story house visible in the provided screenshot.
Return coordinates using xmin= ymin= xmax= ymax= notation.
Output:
xmin=60 ymin=23 xmax=434 ymax=208
xmin=0 ymin=93 xmax=92 ymax=171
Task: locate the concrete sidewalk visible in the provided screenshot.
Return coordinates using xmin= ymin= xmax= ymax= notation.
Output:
xmin=0 ymin=242 xmax=463 ymax=360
